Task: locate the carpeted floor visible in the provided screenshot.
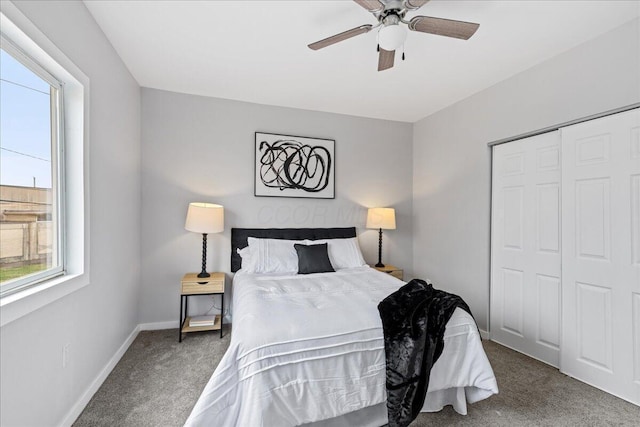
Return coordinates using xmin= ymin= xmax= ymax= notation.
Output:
xmin=73 ymin=328 xmax=231 ymax=427
xmin=73 ymin=327 xmax=640 ymax=426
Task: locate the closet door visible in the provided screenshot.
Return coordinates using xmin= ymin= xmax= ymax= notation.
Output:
xmin=561 ymin=108 xmax=640 ymax=405
xmin=491 ymin=132 xmax=562 ymax=367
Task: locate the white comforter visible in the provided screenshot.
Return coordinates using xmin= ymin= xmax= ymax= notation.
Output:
xmin=185 ymin=267 xmax=497 ymax=426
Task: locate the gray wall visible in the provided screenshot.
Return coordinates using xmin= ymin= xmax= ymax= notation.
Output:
xmin=412 ymin=18 xmax=640 ymax=331
xmin=140 ymin=88 xmax=413 ymax=324
xmin=0 ymin=1 xmax=141 ymax=425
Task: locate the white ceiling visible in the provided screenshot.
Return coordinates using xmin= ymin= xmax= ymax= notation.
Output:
xmin=84 ymin=0 xmax=639 ymax=123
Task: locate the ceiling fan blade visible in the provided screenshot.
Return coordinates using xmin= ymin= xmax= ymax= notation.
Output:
xmin=353 ymin=0 xmax=385 ymax=13
xmin=308 ymin=24 xmax=373 ymax=50
xmin=378 ymin=48 xmax=395 ymax=71
xmin=408 ymin=16 xmax=479 ymax=40
xmin=405 ymin=0 xmax=430 ymax=11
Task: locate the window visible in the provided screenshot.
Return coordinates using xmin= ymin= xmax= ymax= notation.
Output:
xmin=0 ymin=38 xmax=64 ymax=296
xmin=0 ymin=4 xmax=88 ymax=324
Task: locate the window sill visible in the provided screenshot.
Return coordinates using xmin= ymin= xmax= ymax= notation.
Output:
xmin=0 ymin=272 xmax=89 ymax=327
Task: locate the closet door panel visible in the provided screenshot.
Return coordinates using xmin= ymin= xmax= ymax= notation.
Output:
xmin=576 ymin=282 xmax=613 ymax=371
xmin=536 ymin=183 xmax=560 ymax=254
xmin=501 ymin=268 xmax=525 ymax=336
xmin=491 ymin=131 xmax=561 ymax=367
xmin=632 ymin=174 xmax=640 ymax=265
xmin=536 ymin=274 xmax=560 ymax=349
xmin=561 ymin=108 xmax=640 ymax=405
xmin=503 ymin=186 xmax=524 ymax=250
xmin=634 ymin=294 xmax=640 ymax=386
xmin=575 ymin=178 xmax=610 ymax=260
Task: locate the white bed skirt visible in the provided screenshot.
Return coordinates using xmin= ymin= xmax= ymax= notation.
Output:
xmin=305 ymin=384 xmax=495 ymax=427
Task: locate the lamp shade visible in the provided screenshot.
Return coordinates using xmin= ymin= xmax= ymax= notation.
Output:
xmin=366 ymin=207 xmax=396 ymax=230
xmin=185 ymin=202 xmax=224 ymax=234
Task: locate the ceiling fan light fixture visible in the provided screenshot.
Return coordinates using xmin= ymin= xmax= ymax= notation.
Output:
xmin=378 ymin=23 xmax=408 ymax=51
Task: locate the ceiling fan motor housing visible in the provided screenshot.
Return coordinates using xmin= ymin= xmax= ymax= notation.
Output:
xmin=384 ymin=1 xmax=406 ymax=12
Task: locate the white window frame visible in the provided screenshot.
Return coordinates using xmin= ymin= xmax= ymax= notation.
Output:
xmin=0 ymin=3 xmax=90 ymax=327
xmin=1 ymin=35 xmax=66 ymax=296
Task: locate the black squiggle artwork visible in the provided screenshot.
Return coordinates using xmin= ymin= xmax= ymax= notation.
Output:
xmin=258 ymin=139 xmax=331 ymax=193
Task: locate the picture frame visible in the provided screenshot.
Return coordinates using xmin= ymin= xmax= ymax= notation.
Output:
xmin=254 ymin=132 xmax=335 ymax=199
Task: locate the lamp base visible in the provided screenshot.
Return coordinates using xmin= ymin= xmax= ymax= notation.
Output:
xmin=197 ymin=271 xmax=210 ymax=284
xmin=198 ymin=233 xmax=210 ymax=284
xmin=375 ymin=228 xmax=385 ymax=269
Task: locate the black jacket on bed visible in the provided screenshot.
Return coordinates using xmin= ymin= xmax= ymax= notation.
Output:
xmin=377 ymin=279 xmax=474 ymax=427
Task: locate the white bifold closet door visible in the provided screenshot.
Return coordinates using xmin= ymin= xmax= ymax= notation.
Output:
xmin=491 ymin=132 xmax=562 ymax=367
xmin=560 ymin=108 xmax=640 ymax=405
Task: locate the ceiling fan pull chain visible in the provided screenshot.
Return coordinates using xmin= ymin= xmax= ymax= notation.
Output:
xmin=402 ymin=45 xmax=405 ymax=61
xmin=377 ymin=44 xmax=380 ymax=52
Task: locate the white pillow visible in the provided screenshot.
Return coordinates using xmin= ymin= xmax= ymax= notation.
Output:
xmin=306 ymin=237 xmax=366 ymax=270
xmin=236 ymin=246 xmax=256 ymax=272
xmin=247 ymin=237 xmax=305 ymax=274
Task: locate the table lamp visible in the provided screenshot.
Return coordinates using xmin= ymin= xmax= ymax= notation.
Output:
xmin=185 ymin=202 xmax=224 ymax=278
xmin=366 ymin=207 xmax=396 ymax=268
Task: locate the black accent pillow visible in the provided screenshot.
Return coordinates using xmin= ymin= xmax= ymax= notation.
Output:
xmin=294 ymin=243 xmax=335 ymax=275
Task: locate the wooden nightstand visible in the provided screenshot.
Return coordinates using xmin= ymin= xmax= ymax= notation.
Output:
xmin=179 ymin=272 xmax=225 ymax=342
xmin=372 ymin=265 xmax=403 ymax=280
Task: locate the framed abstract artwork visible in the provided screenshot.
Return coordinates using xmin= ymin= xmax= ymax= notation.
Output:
xmin=254 ymin=132 xmax=335 ymax=199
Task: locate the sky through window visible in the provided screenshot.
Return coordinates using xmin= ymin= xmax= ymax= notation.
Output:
xmin=1 ymin=49 xmax=53 ymax=189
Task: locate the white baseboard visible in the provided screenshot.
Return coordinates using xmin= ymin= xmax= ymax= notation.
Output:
xmin=139 ymin=320 xmax=179 ymax=331
xmin=479 ymin=329 xmax=490 ymax=340
xmin=59 ymin=325 xmax=140 ymax=427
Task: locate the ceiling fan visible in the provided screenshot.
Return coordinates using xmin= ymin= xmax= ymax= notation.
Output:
xmin=308 ymin=0 xmax=480 ymax=71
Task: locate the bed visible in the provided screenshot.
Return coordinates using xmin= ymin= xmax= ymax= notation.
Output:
xmin=185 ymin=227 xmax=497 ymax=426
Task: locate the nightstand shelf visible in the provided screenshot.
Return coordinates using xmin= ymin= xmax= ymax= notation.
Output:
xmin=181 ymin=315 xmax=222 ymax=333
xmin=179 ymin=272 xmax=225 ymax=342
xmin=372 ymin=264 xmax=403 ymax=280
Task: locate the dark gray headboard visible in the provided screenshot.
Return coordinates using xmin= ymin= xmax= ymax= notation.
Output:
xmin=231 ymin=227 xmax=357 ymax=272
